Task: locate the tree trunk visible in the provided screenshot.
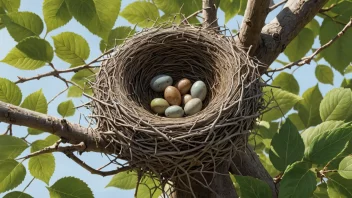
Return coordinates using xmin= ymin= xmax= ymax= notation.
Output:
xmin=175 ymin=163 xmax=237 ymax=198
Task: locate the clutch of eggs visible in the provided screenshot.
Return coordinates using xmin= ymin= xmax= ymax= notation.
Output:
xmin=150 ymin=75 xmax=207 ymax=117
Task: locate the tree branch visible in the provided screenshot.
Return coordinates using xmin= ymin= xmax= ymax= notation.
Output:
xmin=268 ymin=18 xmax=352 ymax=73
xmin=236 ymin=0 xmax=271 ymax=54
xmin=202 ymin=0 xmax=218 ymax=29
xmin=64 ymin=152 xmax=131 ymax=176
xmin=0 ymin=101 xmax=108 ymax=153
xmin=255 ymin=0 xmax=328 ymax=69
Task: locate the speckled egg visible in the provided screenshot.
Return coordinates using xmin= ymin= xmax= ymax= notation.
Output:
xmin=175 ymin=78 xmax=192 ymax=95
xmin=190 ymin=81 xmax=207 ymax=101
xmin=164 ymin=86 xmax=181 ymax=105
xmin=184 ymin=98 xmax=202 ymax=115
xmin=150 ymin=98 xmax=169 ymax=114
xmin=182 ymin=94 xmax=192 ymax=105
xmin=165 ymin=105 xmax=184 ymax=118
xmin=150 ymin=75 xmax=173 ymax=92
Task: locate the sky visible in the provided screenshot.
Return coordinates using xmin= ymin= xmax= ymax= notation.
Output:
xmin=0 ymin=0 xmax=348 ymax=198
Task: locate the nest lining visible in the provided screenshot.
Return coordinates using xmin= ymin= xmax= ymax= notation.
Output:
xmin=92 ymin=26 xmax=264 ymax=183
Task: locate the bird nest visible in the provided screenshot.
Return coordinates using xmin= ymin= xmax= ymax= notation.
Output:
xmin=91 ymin=26 xmax=264 ymax=191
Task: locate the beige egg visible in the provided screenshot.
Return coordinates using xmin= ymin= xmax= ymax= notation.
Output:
xmin=150 ymin=98 xmax=169 ymax=114
xmin=175 ymin=78 xmax=192 ymax=95
xmin=165 ymin=106 xmax=184 ymax=118
xmin=164 ymin=86 xmax=181 ymax=105
xmin=184 ymin=98 xmax=202 ymax=115
xmin=182 ymin=94 xmax=192 ymax=105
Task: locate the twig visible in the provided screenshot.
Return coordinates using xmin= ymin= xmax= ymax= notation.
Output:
xmin=202 ymin=0 xmax=219 ymax=29
xmin=17 ymin=141 xmax=86 ymax=160
xmin=15 ymin=49 xmax=112 ymax=84
xmin=2 ymin=124 xmax=12 ymax=135
xmin=181 ymin=8 xmax=206 ymax=25
xmin=22 ymin=177 xmax=35 ymax=193
xmin=268 ymin=18 xmax=352 ymax=73
xmin=48 ymin=87 xmax=69 ymax=104
xmin=65 ymin=152 xmax=131 ymax=176
xmin=319 ymin=3 xmax=336 ymax=13
xmin=269 ymin=0 xmax=287 ymax=11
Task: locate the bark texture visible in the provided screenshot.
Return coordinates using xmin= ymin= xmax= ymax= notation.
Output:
xmin=202 ymin=0 xmax=218 ymax=28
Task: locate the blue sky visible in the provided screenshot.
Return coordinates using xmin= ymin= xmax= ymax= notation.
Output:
xmin=0 ymin=0 xmax=348 ymax=198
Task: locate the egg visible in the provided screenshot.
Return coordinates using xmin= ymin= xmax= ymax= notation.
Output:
xmin=184 ymin=98 xmax=202 ymax=115
xmin=150 ymin=98 xmax=169 ymax=114
xmin=182 ymin=94 xmax=192 ymax=105
xmin=150 ymin=75 xmax=173 ymax=92
xmin=165 ymin=105 xmax=184 ymax=118
xmin=190 ymin=81 xmax=207 ymax=101
xmin=164 ymin=86 xmax=181 ymax=105
xmin=175 ymin=78 xmax=192 ymax=95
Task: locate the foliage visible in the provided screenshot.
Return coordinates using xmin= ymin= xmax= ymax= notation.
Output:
xmin=0 ymin=0 xmax=352 ymax=197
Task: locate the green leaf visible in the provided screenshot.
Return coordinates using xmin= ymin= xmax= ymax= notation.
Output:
xmin=301 ymin=120 xmax=346 ymax=149
xmin=233 ymin=175 xmax=272 ymax=198
xmin=52 ymin=32 xmax=89 ymax=66
xmin=2 ymin=37 xmax=53 ymax=69
xmin=313 ymin=183 xmax=329 ymax=198
xmin=0 ymin=78 xmax=22 ymax=105
xmin=1 ymin=48 xmax=46 ymax=70
xmin=262 ymin=87 xmax=302 ymax=121
xmin=269 ymin=119 xmax=305 ymax=171
xmin=329 ymin=1 xmax=352 ymax=24
xmin=137 ymin=176 xmax=162 ymax=198
xmin=339 ymin=156 xmax=352 ymax=179
xmin=65 ymin=0 xmax=121 ymax=40
xmin=0 ymin=0 xmax=20 ymax=12
xmin=279 ymin=162 xmax=316 ymax=198
xmin=315 ymin=65 xmax=334 ymax=85
xmin=0 ymin=135 xmax=28 ymax=160
xmin=341 ymin=78 xmax=352 ymax=90
xmin=106 ymin=171 xmax=137 ymax=189
xmin=3 ymin=191 xmax=33 ymax=198
xmin=27 ymin=128 xmax=44 ymax=135
xmin=153 ymin=0 xmax=201 ymax=24
xmin=120 ymin=1 xmax=159 ymax=28
xmin=45 ymin=135 xmax=60 ymax=145
xmin=284 ymin=28 xmax=314 ymax=62
xmin=57 ymin=100 xmax=75 ymax=117
xmin=29 ymin=140 xmax=55 ymax=184
xmin=305 ymin=18 xmax=320 ymax=37
xmin=327 ymin=173 xmax=352 ymax=198
xmin=100 ymin=26 xmax=135 ymax=52
xmin=219 ymin=0 xmax=241 ymax=23
xmin=294 ymin=85 xmax=323 ymax=128
xmin=21 ymin=89 xmax=48 ymax=114
xmin=272 ymin=72 xmax=300 ymax=95
xmin=1 ymin=12 xmax=44 ymax=42
xmin=327 ymin=141 xmax=352 ymax=170
xmin=16 ymin=37 xmax=54 ymax=62
xmin=320 ymin=88 xmax=352 ymax=121
xmin=345 ymin=65 xmax=352 ymax=75
xmin=287 ymin=113 xmax=305 ymax=131
xmin=43 ymin=0 xmax=72 ymax=33
xmin=259 ymin=153 xmax=281 ymax=177
xmin=67 ymin=69 xmax=95 ymax=97
xmin=47 ymin=177 xmax=94 ymax=198
xmin=0 ymin=159 xmax=26 ymax=193
xmin=320 ymin=17 xmax=352 ymax=74
xmin=305 ymin=127 xmax=352 ymax=165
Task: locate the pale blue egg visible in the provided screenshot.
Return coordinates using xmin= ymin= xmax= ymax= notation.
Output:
xmin=165 ymin=105 xmax=184 ymax=118
xmin=190 ymin=81 xmax=207 ymax=101
xmin=150 ymin=75 xmax=173 ymax=92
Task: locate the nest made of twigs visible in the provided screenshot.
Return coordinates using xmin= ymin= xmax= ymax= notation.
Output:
xmin=91 ymin=26 xmax=265 ymax=188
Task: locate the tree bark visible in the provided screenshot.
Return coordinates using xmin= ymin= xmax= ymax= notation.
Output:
xmin=236 ymin=0 xmax=271 ymax=54
xmin=202 ymin=0 xmax=218 ymax=29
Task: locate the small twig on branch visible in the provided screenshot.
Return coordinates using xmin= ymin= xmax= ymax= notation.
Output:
xmin=319 ymin=3 xmax=336 ymax=13
xmin=48 ymin=87 xmax=69 ymax=104
xmin=17 ymin=141 xmax=86 ymax=160
xmin=269 ymin=0 xmax=287 ymax=11
xmin=65 ymin=152 xmax=131 ymax=176
xmin=2 ymin=124 xmax=12 ymax=135
xmin=22 ymin=177 xmax=35 ymax=194
xmin=268 ymin=18 xmax=352 ymax=73
xmin=181 ymin=9 xmax=206 ymax=25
